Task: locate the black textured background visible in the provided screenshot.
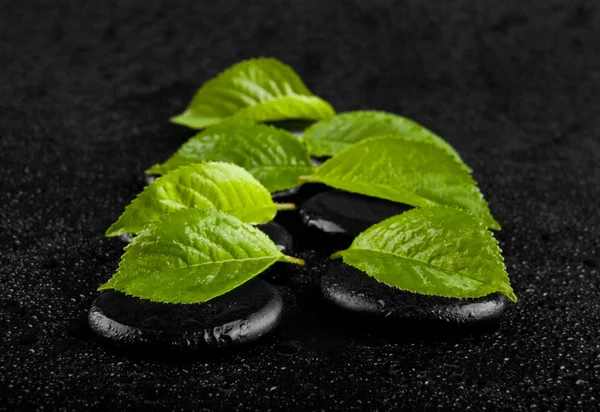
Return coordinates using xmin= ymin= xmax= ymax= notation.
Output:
xmin=2 ymin=1 xmax=599 ymax=410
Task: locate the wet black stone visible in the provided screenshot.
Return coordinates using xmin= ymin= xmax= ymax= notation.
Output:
xmin=300 ymin=190 xmax=413 ymax=238
xmin=264 ymin=119 xmax=314 ymax=134
xmin=271 ymin=186 xmax=300 ymax=201
xmin=321 ymin=264 xmax=509 ymax=326
xmin=88 ymin=278 xmax=283 ymax=351
xmin=310 ymin=156 xmax=327 ymax=167
xmin=256 ymin=221 xmax=293 ymax=254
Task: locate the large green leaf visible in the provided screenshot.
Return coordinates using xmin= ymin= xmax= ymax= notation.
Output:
xmin=106 ymin=162 xmax=283 ymax=237
xmin=146 ymin=123 xmax=315 ymax=193
xmin=100 ymin=208 xmax=303 ymax=304
xmin=335 ymin=207 xmax=516 ymax=302
xmin=302 ymin=110 xmax=465 ymax=167
xmin=302 ymin=136 xmax=500 ymax=230
xmin=171 ymin=58 xmax=335 ymax=129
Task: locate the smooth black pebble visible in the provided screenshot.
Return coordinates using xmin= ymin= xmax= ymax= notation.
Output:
xmin=300 ymin=190 xmax=413 ymax=238
xmin=119 ymin=221 xmax=293 ymax=253
xmin=264 ymin=119 xmax=313 ymax=135
xmin=88 ymin=278 xmax=283 ymax=351
xmin=256 ymin=221 xmax=293 ymax=254
xmin=321 ymin=264 xmax=509 ymax=326
xmin=310 ymin=157 xmax=327 ymax=167
xmin=271 ymin=186 xmax=300 ymax=201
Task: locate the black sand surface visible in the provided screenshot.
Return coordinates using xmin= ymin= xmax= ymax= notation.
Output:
xmin=1 ymin=1 xmax=599 ymax=410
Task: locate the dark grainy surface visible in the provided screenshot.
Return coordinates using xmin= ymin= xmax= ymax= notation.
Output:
xmin=1 ymin=0 xmax=599 ymax=410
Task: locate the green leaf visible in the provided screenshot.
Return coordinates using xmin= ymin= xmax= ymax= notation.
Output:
xmin=146 ymin=123 xmax=315 ymax=193
xmin=171 ymin=58 xmax=335 ymax=129
xmin=106 ymin=162 xmax=283 ymax=237
xmin=302 ymin=110 xmax=466 ymax=167
xmin=336 ymin=206 xmax=516 ymax=302
xmin=100 ymin=208 xmax=303 ymax=304
xmin=302 ymin=135 xmax=500 ymax=230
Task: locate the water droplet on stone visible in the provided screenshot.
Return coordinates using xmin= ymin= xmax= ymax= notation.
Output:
xmin=88 ymin=278 xmax=283 ymax=351
xmin=321 ymin=263 xmax=509 ymax=327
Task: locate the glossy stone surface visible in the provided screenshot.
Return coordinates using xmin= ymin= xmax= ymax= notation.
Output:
xmin=256 ymin=221 xmax=293 ymax=254
xmin=321 ymin=264 xmax=509 ymax=325
xmin=271 ymin=186 xmax=300 ymax=200
xmin=88 ymin=278 xmax=283 ymax=351
xmin=300 ymin=190 xmax=413 ymax=238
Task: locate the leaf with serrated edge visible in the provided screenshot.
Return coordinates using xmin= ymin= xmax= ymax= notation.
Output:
xmin=337 ymin=207 xmax=516 ymax=302
xmin=171 ymin=58 xmax=335 ymax=129
xmin=302 ymin=110 xmax=467 ymax=169
xmin=106 ymin=162 xmax=281 ymax=237
xmin=303 ymin=135 xmax=500 ymax=230
xmin=146 ymin=123 xmax=315 ymax=192
xmin=100 ymin=208 xmax=303 ymax=304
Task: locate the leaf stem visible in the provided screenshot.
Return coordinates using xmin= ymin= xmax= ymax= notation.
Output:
xmin=282 ymin=255 xmax=305 ymax=266
xmin=276 ymin=203 xmax=297 ymax=211
xmin=329 ymin=250 xmax=346 ymax=260
xmin=298 ymin=175 xmax=317 ymax=183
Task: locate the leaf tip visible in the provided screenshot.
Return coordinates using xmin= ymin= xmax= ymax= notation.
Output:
xmin=169 ymin=113 xmax=187 ymax=125
xmin=505 ymin=289 xmax=518 ymax=303
xmin=97 ymin=282 xmax=112 ymax=292
xmin=105 ymin=226 xmax=119 ymax=238
xmin=145 ymin=164 xmax=163 ymax=175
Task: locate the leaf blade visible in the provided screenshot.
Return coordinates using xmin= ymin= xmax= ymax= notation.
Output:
xmin=106 ymin=162 xmax=278 ymax=237
xmin=341 ymin=207 xmax=517 ymax=302
xmin=100 ymin=208 xmax=289 ymax=303
xmin=309 ymin=135 xmax=500 ymax=230
xmin=171 ymin=58 xmax=335 ymax=129
xmin=302 ymin=110 xmax=466 ymax=167
xmin=146 ymin=123 xmax=315 ymax=192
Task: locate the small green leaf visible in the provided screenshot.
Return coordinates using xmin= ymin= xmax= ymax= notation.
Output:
xmin=146 ymin=123 xmax=315 ymax=193
xmin=171 ymin=58 xmax=335 ymax=129
xmin=303 ymin=111 xmax=466 ymax=167
xmin=336 ymin=207 xmax=517 ymax=302
xmin=302 ymin=135 xmax=500 ymax=230
xmin=106 ymin=162 xmax=280 ymax=237
xmin=100 ymin=208 xmax=303 ymax=304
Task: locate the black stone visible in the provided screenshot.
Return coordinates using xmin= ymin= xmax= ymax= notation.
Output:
xmin=88 ymin=278 xmax=283 ymax=351
xmin=264 ymin=119 xmax=314 ymax=134
xmin=300 ymin=190 xmax=413 ymax=238
xmin=256 ymin=221 xmax=293 ymax=254
xmin=271 ymin=186 xmax=300 ymax=200
xmin=321 ymin=264 xmax=509 ymax=326
xmin=310 ymin=156 xmax=327 ymax=167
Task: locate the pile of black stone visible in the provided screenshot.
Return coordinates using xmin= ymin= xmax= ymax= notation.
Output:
xmin=89 ymin=178 xmax=511 ymax=353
